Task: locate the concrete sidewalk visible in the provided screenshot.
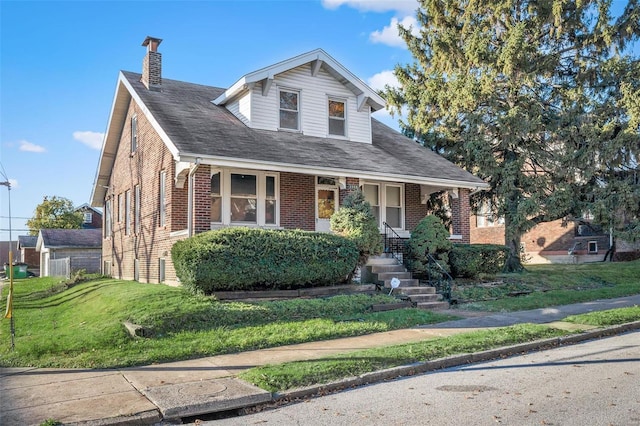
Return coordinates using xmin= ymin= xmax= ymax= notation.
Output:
xmin=2 ymin=294 xmax=640 ymax=425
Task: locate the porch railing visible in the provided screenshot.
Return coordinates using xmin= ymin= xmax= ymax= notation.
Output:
xmin=382 ymin=222 xmax=454 ymax=302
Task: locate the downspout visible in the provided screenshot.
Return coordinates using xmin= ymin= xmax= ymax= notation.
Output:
xmin=187 ymin=158 xmax=202 ymax=237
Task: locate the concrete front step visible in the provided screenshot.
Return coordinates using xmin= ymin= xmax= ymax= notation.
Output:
xmin=380 ymin=278 xmax=419 ymax=287
xmin=366 ymin=255 xmax=401 ymax=266
xmin=408 ymin=293 xmax=443 ymax=303
xmin=370 ymin=264 xmax=407 ymax=273
xmin=416 ymin=301 xmax=450 ymax=310
xmin=376 ymin=271 xmax=412 ymax=281
xmin=396 ymin=286 xmax=436 ymax=295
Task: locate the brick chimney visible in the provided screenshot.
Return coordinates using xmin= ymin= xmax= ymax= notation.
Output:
xmin=141 ymin=36 xmax=162 ymax=91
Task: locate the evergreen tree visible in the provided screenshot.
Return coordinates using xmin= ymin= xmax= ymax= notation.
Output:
xmin=385 ymin=0 xmax=640 ymax=270
xmin=26 ymin=196 xmax=84 ymax=235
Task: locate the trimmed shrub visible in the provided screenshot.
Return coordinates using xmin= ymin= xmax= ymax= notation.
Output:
xmin=407 ymin=215 xmax=452 ymax=280
xmin=449 ymin=244 xmax=510 ymax=278
xmin=172 ymin=227 xmax=359 ymax=294
xmin=330 ymin=190 xmax=382 ymax=266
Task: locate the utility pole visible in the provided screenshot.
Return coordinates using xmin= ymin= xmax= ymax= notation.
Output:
xmin=1 ymin=179 xmax=15 ymax=350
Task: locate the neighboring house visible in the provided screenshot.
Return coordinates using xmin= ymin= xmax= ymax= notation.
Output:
xmin=36 ymin=229 xmax=102 ymax=276
xmin=90 ymin=37 xmax=488 ymax=285
xmin=0 ymin=240 xmax=18 ymax=267
xmin=76 ymin=203 xmax=103 ymax=229
xmin=470 ymin=210 xmax=636 ymax=263
xmin=17 ymin=235 xmax=39 ymax=270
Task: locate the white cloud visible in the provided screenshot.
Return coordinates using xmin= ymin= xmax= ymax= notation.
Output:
xmin=19 ymin=140 xmax=46 ymax=153
xmin=321 ymin=0 xmax=418 ymax=13
xmin=370 ymin=15 xmax=420 ymax=48
xmin=8 ymin=178 xmax=19 ymax=189
xmin=367 ymin=70 xmax=400 ymax=91
xmin=73 ymin=131 xmax=104 ymax=150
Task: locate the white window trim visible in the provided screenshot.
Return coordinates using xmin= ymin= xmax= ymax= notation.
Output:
xmin=159 ymin=170 xmax=166 ymax=227
xmin=362 ymin=181 xmax=405 ymax=230
xmin=125 ymin=189 xmax=131 ymax=235
xmin=83 ymin=212 xmax=92 ymax=223
xmin=211 ymin=169 xmax=280 ymax=227
xmin=278 ymin=87 xmax=301 ymax=132
xmin=315 ymin=178 xmax=340 ymax=220
xmin=327 ymin=96 xmax=347 ymax=138
xmin=131 ymin=115 xmax=138 ymax=154
xmin=134 ymin=184 xmax=141 ymax=233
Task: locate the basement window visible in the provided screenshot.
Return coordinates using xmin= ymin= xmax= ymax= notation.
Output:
xmin=588 ymin=241 xmax=598 ymax=254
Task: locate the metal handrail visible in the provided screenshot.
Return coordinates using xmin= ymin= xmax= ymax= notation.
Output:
xmin=426 ymin=253 xmax=454 ymax=301
xmin=382 ymin=222 xmax=407 ymax=265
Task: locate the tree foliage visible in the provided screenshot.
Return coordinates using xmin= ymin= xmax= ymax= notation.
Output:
xmin=26 ymin=196 xmax=84 ymax=235
xmin=385 ymin=0 xmax=640 ymax=269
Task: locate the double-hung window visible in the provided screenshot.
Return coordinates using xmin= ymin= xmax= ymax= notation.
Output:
xmin=134 ymin=184 xmax=141 ymax=233
xmin=210 ymin=170 xmax=279 ymax=226
xmin=279 ymin=88 xmax=300 ymax=131
xmin=104 ymin=199 xmax=112 ymax=238
xmin=125 ymin=190 xmax=131 ymax=235
xmin=363 ymin=182 xmax=404 ymax=229
xmin=328 ymin=98 xmax=346 ymax=136
xmin=131 ymin=116 xmax=138 ymax=153
xmin=159 ymin=171 xmax=166 ymax=227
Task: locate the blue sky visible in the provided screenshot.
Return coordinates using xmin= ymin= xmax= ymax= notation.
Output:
xmin=0 ymin=0 xmax=637 ymax=241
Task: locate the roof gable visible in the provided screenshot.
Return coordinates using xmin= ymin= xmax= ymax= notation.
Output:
xmin=213 ymin=49 xmax=385 ymax=111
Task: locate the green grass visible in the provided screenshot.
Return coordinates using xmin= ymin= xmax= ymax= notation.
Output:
xmin=563 ymin=306 xmax=640 ymax=326
xmin=239 ymin=305 xmax=640 ymax=393
xmin=0 ymin=276 xmax=454 ymax=368
xmin=453 ymin=260 xmax=640 ymax=312
xmin=239 ymin=324 xmax=570 ymax=392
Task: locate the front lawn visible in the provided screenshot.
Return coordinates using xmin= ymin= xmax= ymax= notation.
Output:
xmin=0 ymin=276 xmax=453 ymax=368
xmin=452 ymin=260 xmax=640 ymax=311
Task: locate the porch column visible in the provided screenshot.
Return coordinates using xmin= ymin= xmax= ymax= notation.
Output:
xmin=192 ymin=165 xmax=211 ymax=234
xmin=450 ymin=188 xmax=471 ymax=243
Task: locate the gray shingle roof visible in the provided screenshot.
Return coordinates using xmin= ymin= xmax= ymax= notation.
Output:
xmin=18 ymin=235 xmax=37 ymax=249
xmin=39 ymin=229 xmax=102 ymax=249
xmin=121 ymin=71 xmax=486 ymax=186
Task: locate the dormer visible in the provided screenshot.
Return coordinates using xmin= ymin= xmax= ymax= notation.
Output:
xmin=213 ymin=49 xmax=386 ymax=144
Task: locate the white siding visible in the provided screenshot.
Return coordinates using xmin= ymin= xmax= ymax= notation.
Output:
xmin=225 ymin=64 xmax=373 ymax=143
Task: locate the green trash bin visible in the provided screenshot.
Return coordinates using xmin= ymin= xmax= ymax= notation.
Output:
xmin=3 ymin=263 xmax=28 ymax=279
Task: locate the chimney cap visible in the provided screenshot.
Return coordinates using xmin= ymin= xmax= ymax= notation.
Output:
xmin=142 ymin=36 xmax=163 ymax=51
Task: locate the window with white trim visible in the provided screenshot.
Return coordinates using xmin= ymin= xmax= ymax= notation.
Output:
xmin=159 ymin=171 xmax=166 ymax=227
xmin=279 ymin=88 xmax=300 ymax=131
xmin=118 ymin=193 xmax=123 ymax=223
xmin=134 ymin=184 xmax=141 ymax=233
xmin=363 ymin=182 xmax=404 ymax=229
xmin=328 ymin=98 xmax=346 ymax=136
xmin=210 ymin=169 xmax=279 ymax=227
xmin=104 ymin=199 xmax=112 ymax=238
xmin=476 ymin=201 xmax=504 ymax=227
xmin=125 ymin=189 xmax=131 ymax=235
xmin=83 ymin=212 xmax=92 ymax=224
xmin=131 ymin=115 xmax=138 ymax=153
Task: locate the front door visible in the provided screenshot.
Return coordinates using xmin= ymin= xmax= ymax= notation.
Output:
xmin=316 ymin=187 xmax=338 ymax=232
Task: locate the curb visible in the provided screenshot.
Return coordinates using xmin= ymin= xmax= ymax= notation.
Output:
xmin=268 ymin=321 xmax=640 ymax=406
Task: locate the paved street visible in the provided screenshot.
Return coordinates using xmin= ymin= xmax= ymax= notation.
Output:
xmin=208 ymin=331 xmax=640 ymax=426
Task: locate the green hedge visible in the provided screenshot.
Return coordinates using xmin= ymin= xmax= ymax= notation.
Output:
xmin=172 ymin=227 xmax=359 ymax=294
xmin=449 ymin=244 xmax=510 ymax=278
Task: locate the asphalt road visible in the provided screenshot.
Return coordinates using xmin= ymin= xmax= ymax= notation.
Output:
xmin=208 ymin=330 xmax=640 ymax=425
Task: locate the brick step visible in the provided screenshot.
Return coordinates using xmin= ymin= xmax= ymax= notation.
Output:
xmin=416 ymin=301 xmax=450 ymax=310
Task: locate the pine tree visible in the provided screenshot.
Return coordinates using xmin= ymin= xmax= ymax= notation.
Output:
xmin=385 ymin=0 xmax=640 ymax=270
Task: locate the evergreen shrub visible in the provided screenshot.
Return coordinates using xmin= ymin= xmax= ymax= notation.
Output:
xmin=449 ymin=244 xmax=510 ymax=278
xmin=330 ymin=190 xmax=382 ymax=266
xmin=171 ymin=227 xmax=358 ymax=294
xmin=407 ymin=215 xmax=452 ymax=280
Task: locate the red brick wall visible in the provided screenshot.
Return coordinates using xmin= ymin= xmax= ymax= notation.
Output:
xmin=102 ymin=100 xmax=180 ymax=284
xmin=405 ymin=183 xmax=427 ymax=231
xmin=192 ymin=165 xmax=212 ymax=234
xmin=280 ymin=172 xmax=315 ymax=230
xmin=449 ymin=189 xmax=471 ymax=243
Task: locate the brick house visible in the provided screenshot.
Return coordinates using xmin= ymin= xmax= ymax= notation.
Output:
xmin=90 ymin=37 xmax=487 ymax=285
xmin=76 ymin=203 xmax=103 ymax=229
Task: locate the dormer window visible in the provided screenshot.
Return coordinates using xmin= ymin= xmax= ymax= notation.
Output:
xmin=328 ymin=98 xmax=346 ymax=136
xmin=279 ymin=88 xmax=300 ymax=130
